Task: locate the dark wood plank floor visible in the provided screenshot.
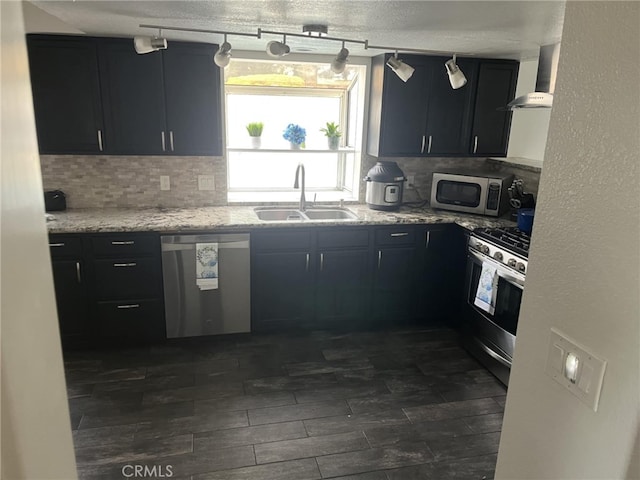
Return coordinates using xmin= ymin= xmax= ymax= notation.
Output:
xmin=64 ymin=327 xmax=506 ymax=479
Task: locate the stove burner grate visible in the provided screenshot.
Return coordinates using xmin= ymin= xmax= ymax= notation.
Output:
xmin=474 ymin=226 xmax=531 ymax=258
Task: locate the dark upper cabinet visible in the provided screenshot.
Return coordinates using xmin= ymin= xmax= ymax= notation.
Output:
xmin=367 ymin=53 xmax=518 ymax=158
xmin=163 ymin=43 xmax=222 ymax=156
xmin=27 ymin=35 xmax=222 ymax=156
xmin=98 ymin=39 xmax=167 ymax=155
xmin=27 ymin=36 xmax=104 ymax=154
xmin=470 ymin=61 xmax=519 ymax=156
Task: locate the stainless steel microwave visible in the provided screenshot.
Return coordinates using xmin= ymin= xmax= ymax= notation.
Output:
xmin=431 ymin=172 xmax=514 ymax=216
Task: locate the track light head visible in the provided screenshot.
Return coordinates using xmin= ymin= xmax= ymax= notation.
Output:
xmin=386 ymin=55 xmax=415 ymax=82
xmin=133 ymin=36 xmax=167 ymax=54
xmin=214 ymin=41 xmax=232 ymax=68
xmin=266 ymin=40 xmax=290 ymax=58
xmin=331 ymin=47 xmax=349 ymax=74
xmin=445 ymin=56 xmax=467 ymax=89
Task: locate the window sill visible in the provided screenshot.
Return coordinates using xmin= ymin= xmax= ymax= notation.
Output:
xmin=227 ymin=190 xmax=359 ymax=204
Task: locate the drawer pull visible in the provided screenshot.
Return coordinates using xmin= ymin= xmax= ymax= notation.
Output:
xmin=111 ymin=241 xmax=135 ymax=245
xmin=117 ymin=304 xmax=140 ymax=309
xmin=49 ymin=243 xmax=65 ymax=247
xmin=390 ymin=232 xmax=409 ymax=237
xmin=113 ymin=262 xmax=137 ymax=267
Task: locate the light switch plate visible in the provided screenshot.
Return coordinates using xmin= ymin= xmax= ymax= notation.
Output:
xmin=160 ymin=175 xmax=170 ymax=191
xmin=545 ymin=328 xmax=607 ymax=412
xmin=198 ymin=175 xmax=215 ymax=191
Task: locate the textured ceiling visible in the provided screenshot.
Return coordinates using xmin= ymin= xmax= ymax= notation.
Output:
xmin=27 ymin=1 xmax=566 ymax=59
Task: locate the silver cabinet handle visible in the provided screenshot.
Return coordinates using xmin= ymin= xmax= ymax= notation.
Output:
xmin=49 ymin=243 xmax=65 ymax=247
xmin=97 ymin=129 xmax=104 ymax=152
xmin=117 ymin=304 xmax=140 ymax=309
xmin=474 ymin=338 xmax=512 ymax=367
xmin=305 ymin=253 xmax=310 ymax=272
xmin=420 ymin=135 xmax=426 ymax=154
xmin=427 ymin=135 xmax=432 ymax=154
xmin=76 ymin=262 xmax=82 ymax=283
xmin=390 ymin=232 xmax=409 ymax=237
xmin=426 ymin=230 xmax=431 ymax=248
xmin=161 ymin=131 xmax=166 ymax=152
xmin=473 ymin=135 xmax=478 ymax=153
xmin=378 ymin=250 xmax=382 ymax=269
xmin=113 ymin=262 xmax=137 ymax=267
xmin=111 ymin=241 xmax=135 ymax=245
xmin=320 ymin=253 xmax=324 ymax=271
xmin=169 ymin=131 xmax=175 ymax=152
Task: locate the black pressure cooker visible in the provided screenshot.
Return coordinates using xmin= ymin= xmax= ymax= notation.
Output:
xmin=364 ymin=161 xmax=406 ymax=211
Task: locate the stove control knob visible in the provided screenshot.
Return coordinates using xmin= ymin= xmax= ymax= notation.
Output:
xmin=507 ymin=259 xmax=517 ymax=268
xmin=480 ymin=245 xmax=490 ymax=255
xmin=493 ymin=252 xmax=504 ymax=262
xmin=516 ymin=262 xmax=526 ymax=273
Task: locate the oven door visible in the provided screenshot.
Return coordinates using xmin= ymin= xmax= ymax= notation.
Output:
xmin=431 ymin=174 xmax=488 ymax=215
xmin=464 ymin=249 xmax=524 ymax=362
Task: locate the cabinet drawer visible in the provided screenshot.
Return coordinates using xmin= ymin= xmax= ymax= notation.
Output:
xmin=91 ymin=235 xmax=158 ymax=256
xmin=375 ymin=227 xmax=416 ymax=246
xmin=96 ymin=299 xmax=164 ymax=341
xmin=94 ymin=257 xmax=161 ymax=299
xmin=49 ymin=236 xmax=83 ymax=258
xmin=317 ymin=228 xmax=370 ymax=249
xmin=252 ymin=230 xmax=312 ymax=252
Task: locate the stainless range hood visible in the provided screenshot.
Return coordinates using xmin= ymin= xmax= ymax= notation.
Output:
xmin=507 ymin=44 xmax=560 ymax=109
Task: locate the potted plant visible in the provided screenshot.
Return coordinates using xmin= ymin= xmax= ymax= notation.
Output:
xmin=246 ymin=122 xmax=263 ymax=148
xmin=283 ymin=123 xmax=306 ymax=149
xmin=320 ymin=122 xmax=342 ymax=150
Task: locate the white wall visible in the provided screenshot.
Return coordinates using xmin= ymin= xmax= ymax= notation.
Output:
xmin=505 ymin=58 xmax=552 ymax=166
xmin=22 ymin=1 xmax=83 ymax=34
xmin=1 ymin=1 xmax=78 ymax=478
xmin=495 ymin=2 xmax=640 ymax=479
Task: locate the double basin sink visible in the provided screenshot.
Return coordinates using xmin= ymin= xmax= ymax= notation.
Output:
xmin=254 ymin=207 xmax=359 ymax=222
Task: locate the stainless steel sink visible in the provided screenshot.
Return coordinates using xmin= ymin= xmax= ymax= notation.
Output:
xmin=303 ymin=208 xmax=359 ymax=220
xmin=254 ymin=208 xmax=306 ymax=221
xmin=254 ymin=207 xmax=358 ymax=222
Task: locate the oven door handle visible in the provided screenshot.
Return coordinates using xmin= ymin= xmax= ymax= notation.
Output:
xmin=468 ymin=250 xmax=525 ymax=289
xmin=474 ymin=338 xmax=513 ymax=367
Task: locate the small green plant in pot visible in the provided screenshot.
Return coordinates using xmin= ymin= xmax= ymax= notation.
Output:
xmin=320 ymin=122 xmax=342 ymax=150
xmin=246 ymin=122 xmax=264 ymax=148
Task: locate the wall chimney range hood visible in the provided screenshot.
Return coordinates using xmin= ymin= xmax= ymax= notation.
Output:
xmin=507 ymin=43 xmax=560 ymax=109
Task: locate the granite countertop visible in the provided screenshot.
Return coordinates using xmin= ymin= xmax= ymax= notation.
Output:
xmin=46 ymin=205 xmax=516 ymax=234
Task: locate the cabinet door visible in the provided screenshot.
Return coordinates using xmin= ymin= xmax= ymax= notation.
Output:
xmin=98 ymin=39 xmax=167 ymax=154
xmin=96 ymin=299 xmax=164 ymax=344
xmin=27 ymin=36 xmax=104 ymax=154
xmin=252 ymin=251 xmax=314 ymax=330
xmin=51 ymin=259 xmax=90 ymax=345
xmin=470 ymin=61 xmax=519 ymax=156
xmin=163 ymin=43 xmax=222 ymax=156
xmin=378 ymin=56 xmax=430 ymax=156
xmin=372 ymin=246 xmax=417 ymax=322
xmin=316 ymin=249 xmax=370 ymax=324
xmin=424 ymin=57 xmax=478 ymax=155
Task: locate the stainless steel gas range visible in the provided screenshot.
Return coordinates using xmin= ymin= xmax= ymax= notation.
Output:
xmin=461 ymin=226 xmax=531 ymax=386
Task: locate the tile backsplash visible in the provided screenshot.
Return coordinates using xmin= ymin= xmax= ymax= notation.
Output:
xmin=41 ymin=154 xmax=541 ymax=209
xmin=40 ymin=155 xmax=226 ymax=208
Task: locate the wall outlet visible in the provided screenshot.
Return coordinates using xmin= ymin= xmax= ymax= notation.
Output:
xmin=406 ymin=175 xmax=416 ymax=188
xmin=160 ymin=175 xmax=170 ymax=191
xmin=198 ymin=175 xmax=215 ymax=191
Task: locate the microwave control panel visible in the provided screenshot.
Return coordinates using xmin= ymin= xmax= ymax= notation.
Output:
xmin=486 ymin=183 xmax=501 ymax=211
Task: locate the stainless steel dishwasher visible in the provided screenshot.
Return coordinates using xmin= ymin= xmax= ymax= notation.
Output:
xmin=161 ymin=233 xmax=250 ymax=338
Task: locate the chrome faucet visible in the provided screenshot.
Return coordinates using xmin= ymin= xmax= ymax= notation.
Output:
xmin=293 ymin=163 xmax=306 ymax=211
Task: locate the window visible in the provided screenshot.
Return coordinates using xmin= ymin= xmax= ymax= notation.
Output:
xmin=224 ymin=59 xmax=367 ymax=202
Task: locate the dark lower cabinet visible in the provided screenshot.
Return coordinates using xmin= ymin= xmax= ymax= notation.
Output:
xmin=252 ymin=251 xmax=314 ymax=329
xmin=373 ymin=246 xmax=418 ymax=322
xmin=316 ymin=249 xmax=370 ymax=324
xmin=50 ymin=259 xmax=90 ymax=347
xmin=96 ymin=299 xmax=164 ymax=343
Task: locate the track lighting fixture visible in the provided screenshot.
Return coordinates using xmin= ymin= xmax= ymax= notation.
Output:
xmin=266 ymin=38 xmax=290 ymax=58
xmin=331 ymin=42 xmax=349 ymax=74
xmin=386 ymin=52 xmax=415 ymax=82
xmin=214 ymin=35 xmax=232 ymax=68
xmin=445 ymin=55 xmax=467 ymax=89
xmin=133 ymin=35 xmax=168 ymax=54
